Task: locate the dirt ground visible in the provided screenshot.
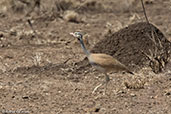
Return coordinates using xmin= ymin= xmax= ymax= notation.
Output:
xmin=0 ymin=0 xmax=171 ymax=114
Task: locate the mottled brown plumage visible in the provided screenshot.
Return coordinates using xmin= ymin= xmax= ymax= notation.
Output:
xmin=88 ymin=53 xmax=133 ymax=74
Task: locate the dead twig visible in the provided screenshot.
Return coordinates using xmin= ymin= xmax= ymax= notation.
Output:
xmin=27 ymin=19 xmax=37 ymax=36
xmin=63 ymin=58 xmax=71 ymax=64
xmin=140 ymin=0 xmax=149 ymax=23
xmin=141 ymin=0 xmax=163 ymax=49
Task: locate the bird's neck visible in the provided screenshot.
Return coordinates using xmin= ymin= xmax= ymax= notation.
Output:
xmin=79 ymin=39 xmax=90 ymax=56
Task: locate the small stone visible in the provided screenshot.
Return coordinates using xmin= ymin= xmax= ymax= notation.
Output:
xmin=165 ymin=92 xmax=171 ymax=96
xmin=12 ymin=96 xmax=15 ymax=98
xmin=22 ymin=96 xmax=29 ymax=99
xmin=94 ymin=108 xmax=100 ymax=112
xmin=130 ymin=93 xmax=136 ymax=97
xmin=0 ymin=33 xmax=3 ymax=38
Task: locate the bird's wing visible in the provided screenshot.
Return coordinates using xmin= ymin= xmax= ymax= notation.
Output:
xmin=88 ymin=53 xmax=130 ymax=72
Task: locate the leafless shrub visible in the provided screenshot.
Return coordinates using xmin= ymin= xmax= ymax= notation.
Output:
xmin=140 ymin=0 xmax=170 ymax=73
xmin=141 ymin=30 xmax=170 ymax=73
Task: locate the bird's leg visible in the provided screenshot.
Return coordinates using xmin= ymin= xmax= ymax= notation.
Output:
xmin=104 ymin=73 xmax=110 ymax=95
xmin=92 ymin=73 xmax=110 ymax=94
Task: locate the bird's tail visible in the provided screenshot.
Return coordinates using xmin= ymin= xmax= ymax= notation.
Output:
xmin=125 ymin=67 xmax=134 ymax=75
xmin=121 ymin=63 xmax=134 ymax=75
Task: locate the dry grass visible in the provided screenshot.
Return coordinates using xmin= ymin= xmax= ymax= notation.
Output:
xmin=124 ymin=79 xmax=146 ymax=89
xmin=31 ymin=52 xmax=43 ymax=66
xmin=63 ymin=10 xmax=79 ymax=23
xmin=124 ymin=67 xmax=153 ymax=90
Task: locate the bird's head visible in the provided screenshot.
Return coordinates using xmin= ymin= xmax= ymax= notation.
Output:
xmin=70 ymin=32 xmax=83 ymax=41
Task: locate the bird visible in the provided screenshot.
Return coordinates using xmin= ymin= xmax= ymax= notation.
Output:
xmin=70 ymin=31 xmax=134 ymax=94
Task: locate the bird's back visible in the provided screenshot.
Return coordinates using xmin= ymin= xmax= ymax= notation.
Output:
xmin=88 ymin=53 xmax=133 ymax=74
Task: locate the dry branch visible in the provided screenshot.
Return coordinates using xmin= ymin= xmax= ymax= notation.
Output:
xmin=140 ymin=0 xmax=149 ymax=23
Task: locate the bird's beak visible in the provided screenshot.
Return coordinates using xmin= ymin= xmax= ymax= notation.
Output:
xmin=70 ymin=32 xmax=74 ymax=36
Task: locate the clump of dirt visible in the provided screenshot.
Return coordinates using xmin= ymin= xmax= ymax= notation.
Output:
xmin=76 ymin=22 xmax=171 ymax=73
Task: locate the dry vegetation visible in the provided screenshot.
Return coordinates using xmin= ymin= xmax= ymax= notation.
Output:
xmin=0 ymin=0 xmax=171 ymax=114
